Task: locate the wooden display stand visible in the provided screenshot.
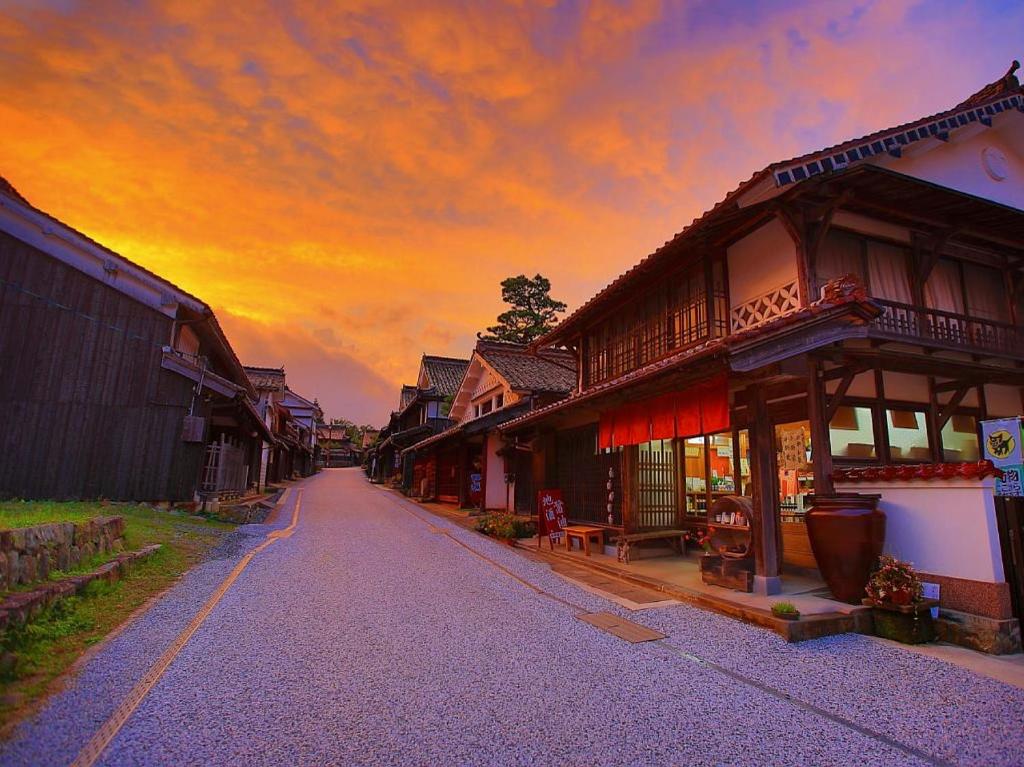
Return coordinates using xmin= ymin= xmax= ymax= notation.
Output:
xmin=700 ymin=495 xmax=755 ymax=593
xmin=699 ymin=554 xmax=754 ymax=592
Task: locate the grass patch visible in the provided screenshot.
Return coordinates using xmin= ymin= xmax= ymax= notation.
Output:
xmin=0 ymin=501 xmax=236 ymax=731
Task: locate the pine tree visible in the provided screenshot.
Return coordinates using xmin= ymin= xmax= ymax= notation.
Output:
xmin=479 ymin=274 xmax=567 ymax=345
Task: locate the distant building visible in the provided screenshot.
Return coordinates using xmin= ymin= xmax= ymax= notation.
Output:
xmin=245 ymin=366 xmax=321 ymax=484
xmin=368 ymin=355 xmax=469 ymax=485
xmin=402 ymin=340 xmax=576 ymax=509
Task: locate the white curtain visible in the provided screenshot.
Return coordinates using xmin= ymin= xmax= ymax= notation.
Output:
xmin=964 ymin=265 xmax=1010 ymax=322
xmin=924 ymin=259 xmax=965 ymax=314
xmin=866 ymin=242 xmax=913 ymax=304
xmin=817 ymin=230 xmax=865 ymax=291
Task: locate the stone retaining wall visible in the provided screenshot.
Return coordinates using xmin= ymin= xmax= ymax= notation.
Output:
xmin=0 ymin=544 xmax=161 ymax=632
xmin=0 ymin=516 xmax=125 ymax=590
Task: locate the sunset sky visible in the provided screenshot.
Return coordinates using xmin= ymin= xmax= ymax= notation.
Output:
xmin=1 ymin=0 xmax=1020 ymax=424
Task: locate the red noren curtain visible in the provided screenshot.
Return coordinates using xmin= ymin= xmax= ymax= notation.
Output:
xmin=650 ymin=393 xmax=677 ymax=441
xmin=698 ymin=375 xmax=729 ymax=434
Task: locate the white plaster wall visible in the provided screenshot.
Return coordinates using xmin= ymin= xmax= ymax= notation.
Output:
xmin=985 ymin=384 xmax=1022 ymax=418
xmin=881 ymin=113 xmax=1024 ymax=211
xmin=726 ymin=218 xmax=799 ymax=314
xmin=835 ymin=478 xmax=1004 ymax=583
xmin=882 ymin=372 xmax=930 ymax=404
xmin=825 ymin=370 xmax=876 ymax=398
xmin=484 ymin=432 xmax=508 ymax=510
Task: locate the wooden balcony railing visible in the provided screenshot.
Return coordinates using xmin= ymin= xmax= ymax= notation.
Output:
xmin=871 ymin=298 xmax=1023 ymax=357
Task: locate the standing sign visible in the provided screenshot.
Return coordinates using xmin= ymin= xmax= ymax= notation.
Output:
xmin=537 ymin=489 xmax=567 ymax=550
xmin=982 ymin=417 xmax=1024 ymax=497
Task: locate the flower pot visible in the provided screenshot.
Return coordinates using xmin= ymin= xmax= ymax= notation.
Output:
xmin=771 ymin=608 xmax=800 ymax=621
xmin=805 ymin=494 xmax=885 ymax=604
xmin=863 ymin=599 xmax=938 ymax=644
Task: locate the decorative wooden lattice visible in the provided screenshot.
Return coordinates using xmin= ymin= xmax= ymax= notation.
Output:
xmin=730 ymin=281 xmax=801 ymax=331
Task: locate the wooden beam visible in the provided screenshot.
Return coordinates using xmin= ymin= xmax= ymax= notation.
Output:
xmin=807 ymin=359 xmax=835 ymax=496
xmin=916 ymin=229 xmax=958 ymax=286
xmin=937 ymin=385 xmax=972 ymax=429
xmin=824 ymin=368 xmax=858 ymax=422
xmin=774 ymin=204 xmax=811 ymax=307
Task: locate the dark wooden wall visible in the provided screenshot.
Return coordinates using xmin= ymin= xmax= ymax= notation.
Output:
xmin=0 ymin=231 xmax=205 ymax=501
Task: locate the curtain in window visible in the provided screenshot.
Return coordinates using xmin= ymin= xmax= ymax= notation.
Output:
xmin=817 ymin=230 xmax=865 ymax=293
xmin=924 ymin=259 xmax=965 ymax=314
xmin=964 ymin=265 xmax=1010 ymax=322
xmin=866 ymin=242 xmax=913 ymax=304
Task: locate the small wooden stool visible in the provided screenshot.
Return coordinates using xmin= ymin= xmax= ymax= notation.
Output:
xmin=564 ymin=525 xmax=606 ymax=557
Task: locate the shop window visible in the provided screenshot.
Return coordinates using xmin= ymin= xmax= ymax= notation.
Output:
xmin=707 ymin=433 xmax=737 ymax=495
xmin=941 ymin=414 xmax=980 ymax=462
xmin=736 ymin=430 xmax=751 ymax=497
xmin=775 ymin=421 xmax=814 ymax=523
xmin=829 ymin=405 xmax=877 ymax=460
xmin=683 ymin=437 xmax=707 ymax=518
xmin=886 ymin=408 xmax=931 ymax=462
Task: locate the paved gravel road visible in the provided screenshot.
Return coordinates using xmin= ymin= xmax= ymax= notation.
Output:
xmin=4 ymin=468 xmax=1023 ymax=767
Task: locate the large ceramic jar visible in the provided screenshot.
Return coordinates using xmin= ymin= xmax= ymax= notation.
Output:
xmin=805 ymin=494 xmax=885 ymax=604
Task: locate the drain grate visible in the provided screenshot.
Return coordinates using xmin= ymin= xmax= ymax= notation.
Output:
xmin=577 ymin=611 xmax=666 ymax=643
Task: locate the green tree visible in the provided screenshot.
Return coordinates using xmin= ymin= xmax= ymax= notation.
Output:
xmin=479 ymin=274 xmax=567 ymax=345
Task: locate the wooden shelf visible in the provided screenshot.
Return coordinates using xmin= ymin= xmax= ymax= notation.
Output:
xmin=709 ymin=523 xmax=750 ymax=531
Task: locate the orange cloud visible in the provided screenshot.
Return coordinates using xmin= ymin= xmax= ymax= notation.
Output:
xmin=0 ymin=0 xmax=1020 ymax=423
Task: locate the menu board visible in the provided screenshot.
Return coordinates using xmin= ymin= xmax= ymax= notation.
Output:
xmin=779 ymin=427 xmax=808 ymax=471
xmin=537 ymin=489 xmax=567 ymax=549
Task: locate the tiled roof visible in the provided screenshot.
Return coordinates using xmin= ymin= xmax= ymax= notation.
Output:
xmin=244 ymin=366 xmax=285 ymax=390
xmin=399 ymin=385 xmax=418 ymax=409
xmin=532 ymin=64 xmax=1024 ymax=348
xmin=477 ymin=341 xmax=577 ymax=394
xmin=422 ymin=355 xmax=469 ymax=397
xmin=0 ymin=176 xmax=28 ymax=204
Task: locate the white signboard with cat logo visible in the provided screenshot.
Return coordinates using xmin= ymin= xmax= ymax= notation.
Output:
xmin=981 ymin=417 xmax=1023 ymax=497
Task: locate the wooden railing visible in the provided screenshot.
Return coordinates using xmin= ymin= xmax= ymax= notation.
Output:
xmin=871 ymin=298 xmax=1023 ymax=357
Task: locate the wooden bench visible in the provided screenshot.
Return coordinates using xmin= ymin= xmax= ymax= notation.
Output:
xmin=563 ymin=525 xmax=606 ymax=557
xmin=612 ymin=529 xmax=687 ymax=564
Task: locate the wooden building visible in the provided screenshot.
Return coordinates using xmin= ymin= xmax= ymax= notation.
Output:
xmin=501 ymin=65 xmax=1024 ymax=650
xmin=317 ymin=423 xmax=360 ymax=468
xmin=368 ymin=355 xmax=468 ymax=486
xmin=402 ymin=340 xmax=576 ymax=509
xmin=0 ymin=177 xmax=271 ymax=501
xmin=245 ymin=366 xmax=321 ymax=484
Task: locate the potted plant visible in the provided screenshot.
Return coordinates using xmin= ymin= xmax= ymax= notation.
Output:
xmin=862 ymin=555 xmax=938 ymax=644
xmin=770 ymin=601 xmax=800 ymax=621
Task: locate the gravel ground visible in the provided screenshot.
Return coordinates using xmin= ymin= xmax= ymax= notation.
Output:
xmin=3 ymin=468 xmax=1022 ymax=766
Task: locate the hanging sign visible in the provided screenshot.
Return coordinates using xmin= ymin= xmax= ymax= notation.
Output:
xmin=780 ymin=427 xmax=807 ymax=471
xmin=982 ymin=417 xmax=1024 ymax=497
xmin=537 ymin=489 xmax=567 ymax=550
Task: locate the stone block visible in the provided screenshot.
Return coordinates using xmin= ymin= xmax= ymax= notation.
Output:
xmin=21 ymin=554 xmax=36 ymax=584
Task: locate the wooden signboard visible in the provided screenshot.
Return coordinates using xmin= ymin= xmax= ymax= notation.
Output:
xmin=537 ymin=489 xmax=567 ymax=550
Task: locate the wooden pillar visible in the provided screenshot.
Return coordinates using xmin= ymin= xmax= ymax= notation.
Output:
xmin=456 ymin=441 xmax=468 ymax=508
xmin=673 ymin=437 xmax=687 ymax=527
xmin=807 ymin=358 xmax=835 ymax=496
xmin=622 ymin=445 xmax=640 ymax=533
xmin=749 ymin=385 xmax=782 ymax=595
